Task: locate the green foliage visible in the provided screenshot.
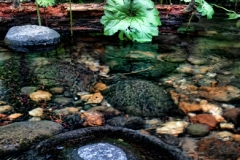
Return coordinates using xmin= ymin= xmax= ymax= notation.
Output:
xmin=211 ymin=4 xmax=240 ymax=22
xmin=229 ymin=0 xmax=240 ymax=2
xmin=236 ymin=21 xmax=240 ymax=28
xmin=227 ymin=13 xmax=240 ymax=19
xmin=100 ymin=0 xmax=161 ymax=43
xmin=36 ymin=0 xmax=55 ymax=7
xmin=181 ymin=0 xmax=214 ymax=19
xmin=195 ymin=0 xmax=214 ymax=19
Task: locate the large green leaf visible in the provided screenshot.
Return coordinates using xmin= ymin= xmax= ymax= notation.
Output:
xmin=100 ymin=0 xmax=161 ymax=43
xmin=196 ymin=0 xmax=214 ymax=19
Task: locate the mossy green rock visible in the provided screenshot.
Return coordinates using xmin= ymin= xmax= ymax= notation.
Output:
xmin=102 ymin=80 xmax=173 ymax=117
xmin=0 ymin=121 xmax=64 ymax=158
xmin=32 ymin=60 xmax=96 ymax=88
xmin=186 ymin=123 xmax=210 ymax=137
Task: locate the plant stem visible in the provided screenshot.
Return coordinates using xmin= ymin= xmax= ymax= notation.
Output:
xmin=36 ymin=2 xmax=41 ymax=26
xmin=186 ymin=11 xmax=194 ymax=31
xmin=184 ymin=0 xmax=195 ymax=12
xmin=44 ymin=8 xmax=48 ymax=26
xmin=69 ymin=0 xmax=73 ymax=36
xmin=212 ymin=4 xmax=236 ymax=13
xmin=235 ymin=0 xmax=238 ymax=12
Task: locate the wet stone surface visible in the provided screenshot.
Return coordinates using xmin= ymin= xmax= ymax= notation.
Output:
xmin=4 ymin=25 xmax=60 ymax=52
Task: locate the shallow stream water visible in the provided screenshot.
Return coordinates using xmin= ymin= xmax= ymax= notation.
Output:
xmin=0 ymin=16 xmax=240 ymax=159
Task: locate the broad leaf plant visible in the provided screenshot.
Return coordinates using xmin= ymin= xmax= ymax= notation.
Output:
xmin=182 ymin=0 xmax=214 ymax=19
xmin=182 ymin=0 xmax=240 ymax=27
xmin=100 ymin=0 xmax=162 ymax=43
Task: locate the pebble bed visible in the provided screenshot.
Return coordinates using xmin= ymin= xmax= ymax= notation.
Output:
xmin=0 ymin=17 xmax=240 ymax=159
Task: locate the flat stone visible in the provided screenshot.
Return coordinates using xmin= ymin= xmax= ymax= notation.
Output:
xmin=53 ymin=97 xmax=72 ymax=106
xmin=78 ymin=143 xmax=127 ymax=160
xmin=4 ymin=25 xmax=60 ymax=52
xmin=20 ymin=86 xmax=39 ymax=95
xmin=0 ymin=105 xmax=12 ymax=113
xmin=186 ymin=124 xmax=210 ymax=137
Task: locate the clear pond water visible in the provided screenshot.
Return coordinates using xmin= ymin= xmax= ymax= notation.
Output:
xmin=0 ymin=16 xmax=240 ymax=159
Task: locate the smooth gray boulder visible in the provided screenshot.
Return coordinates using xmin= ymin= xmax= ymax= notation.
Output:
xmin=4 ymin=25 xmax=60 ymax=52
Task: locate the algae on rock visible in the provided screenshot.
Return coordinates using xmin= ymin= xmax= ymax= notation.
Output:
xmin=102 ymin=79 xmax=173 ymax=117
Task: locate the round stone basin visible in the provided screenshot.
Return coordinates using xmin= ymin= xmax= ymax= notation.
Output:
xmin=22 ymin=126 xmax=191 ymax=160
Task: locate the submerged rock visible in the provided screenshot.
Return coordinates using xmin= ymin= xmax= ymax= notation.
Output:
xmin=53 ymin=97 xmax=72 ymax=106
xmin=0 ymin=105 xmax=12 ymax=113
xmin=156 ymin=120 xmax=188 ymax=136
xmin=20 ymin=86 xmax=38 ymax=95
xmin=32 ymin=60 xmax=96 ymax=89
xmin=4 ymin=25 xmax=60 ymax=52
xmin=0 ymin=121 xmax=63 ymax=158
xmin=29 ymin=90 xmax=52 ymax=102
xmin=186 ymin=124 xmax=210 ymax=137
xmin=107 ymin=116 xmax=145 ymax=130
xmin=223 ymin=108 xmax=240 ymax=127
xmin=102 ymin=80 xmax=173 ymax=117
xmin=80 ymin=111 xmax=105 ymax=127
xmin=198 ymin=86 xmax=240 ymax=102
xmin=196 ymin=137 xmax=240 ymax=160
xmin=190 ymin=114 xmax=218 ymax=130
xmin=29 ymin=107 xmax=43 ymax=117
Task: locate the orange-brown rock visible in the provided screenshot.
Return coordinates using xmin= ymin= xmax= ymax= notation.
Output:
xmin=231 ymin=134 xmax=240 ymax=141
xmin=29 ymin=90 xmax=52 ymax=102
xmin=0 ymin=113 xmax=7 ymax=120
xmin=223 ymin=108 xmax=240 ymax=127
xmin=190 ymin=114 xmax=218 ymax=130
xmin=80 ymin=111 xmax=105 ymax=127
xmin=199 ymin=86 xmax=240 ymax=102
xmin=81 ymin=92 xmax=103 ymax=104
xmin=186 ymin=84 xmax=198 ymax=91
xmin=179 ymin=102 xmax=202 ymax=114
xmin=169 ymin=90 xmax=189 ymax=105
xmin=90 ymin=82 xmax=107 ymax=93
xmin=7 ymin=113 xmax=22 ymax=121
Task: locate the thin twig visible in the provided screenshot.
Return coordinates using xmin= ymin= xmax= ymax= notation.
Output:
xmin=107 ymin=66 xmax=154 ymax=79
xmin=186 ymin=11 xmax=194 ymax=31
